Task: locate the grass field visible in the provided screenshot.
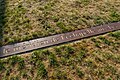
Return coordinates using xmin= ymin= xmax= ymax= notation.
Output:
xmin=0 ymin=0 xmax=120 ymax=80
xmin=0 ymin=30 xmax=120 ymax=80
xmin=0 ymin=0 xmax=120 ymax=46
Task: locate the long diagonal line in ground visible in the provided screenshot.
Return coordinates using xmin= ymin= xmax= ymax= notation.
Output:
xmin=0 ymin=22 xmax=120 ymax=58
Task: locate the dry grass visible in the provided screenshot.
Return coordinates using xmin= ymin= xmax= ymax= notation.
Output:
xmin=0 ymin=0 xmax=120 ymax=46
xmin=0 ymin=0 xmax=120 ymax=80
xmin=0 ymin=30 xmax=120 ymax=80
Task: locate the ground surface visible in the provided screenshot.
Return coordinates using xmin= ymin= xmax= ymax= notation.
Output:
xmin=0 ymin=0 xmax=120 ymax=80
xmin=0 ymin=30 xmax=120 ymax=80
xmin=0 ymin=0 xmax=120 ymax=46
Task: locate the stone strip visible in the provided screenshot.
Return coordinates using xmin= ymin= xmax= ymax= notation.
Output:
xmin=0 ymin=22 xmax=120 ymax=58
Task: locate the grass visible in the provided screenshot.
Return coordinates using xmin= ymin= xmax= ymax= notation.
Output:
xmin=109 ymin=31 xmax=120 ymax=39
xmin=36 ymin=61 xmax=48 ymax=79
xmin=0 ymin=0 xmax=120 ymax=46
xmin=48 ymin=53 xmax=59 ymax=67
xmin=98 ymin=37 xmax=111 ymax=45
xmin=0 ymin=0 xmax=120 ymax=80
xmin=52 ymin=69 xmax=68 ymax=80
xmin=0 ymin=60 xmax=5 ymax=71
xmin=0 ymin=30 xmax=120 ymax=79
xmin=76 ymin=68 xmax=84 ymax=78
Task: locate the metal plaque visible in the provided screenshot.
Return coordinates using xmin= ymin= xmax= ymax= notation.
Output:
xmin=0 ymin=22 xmax=120 ymax=58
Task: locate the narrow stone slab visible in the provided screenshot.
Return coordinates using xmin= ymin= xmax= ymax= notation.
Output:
xmin=0 ymin=22 xmax=120 ymax=58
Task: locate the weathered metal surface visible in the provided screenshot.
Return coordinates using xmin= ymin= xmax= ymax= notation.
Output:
xmin=0 ymin=22 xmax=120 ymax=58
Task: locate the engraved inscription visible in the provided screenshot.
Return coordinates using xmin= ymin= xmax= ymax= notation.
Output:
xmin=0 ymin=22 xmax=120 ymax=57
xmin=13 ymin=45 xmax=21 ymax=52
xmin=98 ymin=28 xmax=105 ymax=32
xmin=60 ymin=35 xmax=64 ymax=40
xmin=108 ymin=25 xmax=112 ymax=29
xmin=3 ymin=48 xmax=11 ymax=54
xmin=86 ymin=29 xmax=94 ymax=33
xmin=51 ymin=37 xmax=58 ymax=43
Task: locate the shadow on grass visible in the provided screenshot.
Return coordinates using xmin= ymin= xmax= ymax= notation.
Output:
xmin=0 ymin=0 xmax=6 ymax=47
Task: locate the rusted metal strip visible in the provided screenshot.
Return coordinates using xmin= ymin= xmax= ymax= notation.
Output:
xmin=0 ymin=22 xmax=120 ymax=58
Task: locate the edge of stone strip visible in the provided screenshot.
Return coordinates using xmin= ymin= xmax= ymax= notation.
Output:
xmin=0 ymin=22 xmax=120 ymax=58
